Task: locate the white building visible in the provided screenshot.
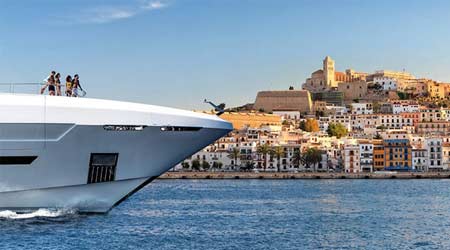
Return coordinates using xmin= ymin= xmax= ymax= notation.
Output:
xmin=378 ymin=114 xmax=414 ymax=129
xmin=392 ymin=103 xmax=420 ymax=114
xmin=351 ymin=103 xmax=373 ymax=115
xmin=426 ymin=138 xmax=444 ymax=171
xmin=344 ymin=144 xmax=360 ymax=173
xmin=359 ymin=141 xmax=373 ymax=172
xmin=412 ymin=148 xmax=427 ymax=171
xmin=374 ymin=76 xmax=398 ymax=91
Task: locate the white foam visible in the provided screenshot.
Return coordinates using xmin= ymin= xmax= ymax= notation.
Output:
xmin=0 ymin=208 xmax=75 ymax=219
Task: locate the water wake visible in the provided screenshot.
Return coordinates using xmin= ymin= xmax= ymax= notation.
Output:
xmin=0 ymin=208 xmax=76 ymax=220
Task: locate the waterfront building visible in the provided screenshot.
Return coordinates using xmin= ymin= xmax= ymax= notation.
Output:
xmin=358 ymin=140 xmax=374 ymax=172
xmin=344 ymin=144 xmax=360 ymax=173
xmin=373 ymin=140 xmax=385 ymax=171
xmin=442 ymin=139 xmax=450 ymax=170
xmin=426 ymin=138 xmax=444 ymax=171
xmin=412 ymin=148 xmax=428 ymax=172
xmin=383 ymin=139 xmax=412 ymax=171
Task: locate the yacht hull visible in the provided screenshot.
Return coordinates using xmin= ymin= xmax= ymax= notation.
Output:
xmin=0 ymin=177 xmax=155 ymax=213
xmin=0 ymin=94 xmax=233 ymax=213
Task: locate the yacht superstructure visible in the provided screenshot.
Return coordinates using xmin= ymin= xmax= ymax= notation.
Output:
xmin=0 ymin=93 xmax=232 ymax=213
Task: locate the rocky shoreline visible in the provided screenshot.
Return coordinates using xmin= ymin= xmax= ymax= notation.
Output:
xmin=159 ymin=171 xmax=450 ymax=179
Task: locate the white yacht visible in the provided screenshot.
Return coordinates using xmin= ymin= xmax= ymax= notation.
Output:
xmin=0 ymin=92 xmax=232 ymax=213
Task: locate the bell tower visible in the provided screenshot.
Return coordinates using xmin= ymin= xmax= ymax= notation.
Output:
xmin=323 ymin=56 xmax=336 ymax=88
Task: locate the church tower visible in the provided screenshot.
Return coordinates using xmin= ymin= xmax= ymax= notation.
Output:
xmin=323 ymin=56 xmax=336 ymax=88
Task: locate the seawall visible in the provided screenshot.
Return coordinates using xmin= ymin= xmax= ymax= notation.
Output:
xmin=159 ymin=172 xmax=450 ymax=179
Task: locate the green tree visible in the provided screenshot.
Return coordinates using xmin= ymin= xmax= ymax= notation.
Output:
xmin=326 ymin=123 xmax=348 ymax=138
xmin=270 ymin=146 xmax=285 ymax=172
xmin=191 ymin=159 xmax=201 ymax=171
xmin=227 ymin=147 xmax=241 ymax=170
xmin=181 ymin=162 xmax=190 ymax=170
xmin=201 ymin=161 xmax=211 ymax=171
xmin=303 ymin=148 xmax=322 ymax=172
xmin=257 ymin=144 xmax=270 ymax=171
xmin=292 ymin=150 xmax=302 ymax=169
xmin=212 ymin=161 xmax=223 ymax=171
xmin=299 ymin=120 xmax=306 ymax=131
xmin=241 ymin=160 xmax=255 ymax=171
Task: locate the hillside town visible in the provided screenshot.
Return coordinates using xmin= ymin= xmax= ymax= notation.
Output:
xmin=176 ymin=56 xmax=450 ymax=173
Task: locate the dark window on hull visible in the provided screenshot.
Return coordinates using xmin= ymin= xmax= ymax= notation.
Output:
xmin=103 ymin=125 xmax=146 ymax=131
xmin=88 ymin=153 xmax=118 ymax=184
xmin=160 ymin=126 xmax=201 ymax=132
xmin=0 ymin=156 xmax=37 ymax=165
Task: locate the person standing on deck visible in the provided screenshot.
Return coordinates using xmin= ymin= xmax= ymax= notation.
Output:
xmin=55 ymin=73 xmax=62 ymax=96
xmin=71 ymin=74 xmax=83 ymax=97
xmin=40 ymin=71 xmax=56 ymax=95
xmin=65 ymin=75 xmax=73 ymax=96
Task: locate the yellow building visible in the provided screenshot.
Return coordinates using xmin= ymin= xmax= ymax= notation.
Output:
xmin=209 ymin=112 xmax=282 ymax=130
xmin=373 ymin=140 xmax=385 ymax=171
xmin=383 ymin=139 xmax=412 ymax=171
xmin=427 ymin=81 xmax=447 ymax=99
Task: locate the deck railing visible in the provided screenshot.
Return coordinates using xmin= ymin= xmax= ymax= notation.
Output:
xmin=0 ymin=83 xmax=85 ymax=97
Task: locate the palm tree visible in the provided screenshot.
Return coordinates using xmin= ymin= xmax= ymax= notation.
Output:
xmin=271 ymin=146 xmax=285 ymax=172
xmin=227 ymin=147 xmax=240 ymax=170
xmin=303 ymin=148 xmax=322 ymax=172
xmin=311 ymin=149 xmax=323 ymax=172
xmin=292 ymin=150 xmax=302 ymax=169
xmin=257 ymin=144 xmax=270 ymax=171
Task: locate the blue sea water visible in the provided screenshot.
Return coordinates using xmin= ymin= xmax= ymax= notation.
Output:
xmin=1 ymin=179 xmax=450 ymax=250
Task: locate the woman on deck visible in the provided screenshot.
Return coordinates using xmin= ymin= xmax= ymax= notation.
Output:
xmin=65 ymin=75 xmax=72 ymax=96
xmin=71 ymin=74 xmax=83 ymax=97
xmin=55 ymin=73 xmax=62 ymax=96
xmin=40 ymin=71 xmax=56 ymax=95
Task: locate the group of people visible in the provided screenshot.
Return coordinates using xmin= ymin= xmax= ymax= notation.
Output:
xmin=41 ymin=71 xmax=84 ymax=97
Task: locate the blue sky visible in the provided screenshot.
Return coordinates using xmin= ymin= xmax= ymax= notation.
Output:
xmin=1 ymin=0 xmax=450 ymax=110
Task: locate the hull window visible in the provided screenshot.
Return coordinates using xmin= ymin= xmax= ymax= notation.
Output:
xmin=160 ymin=126 xmax=202 ymax=132
xmin=0 ymin=156 xmax=37 ymax=165
xmin=88 ymin=153 xmax=118 ymax=184
xmin=103 ymin=125 xmax=146 ymax=131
